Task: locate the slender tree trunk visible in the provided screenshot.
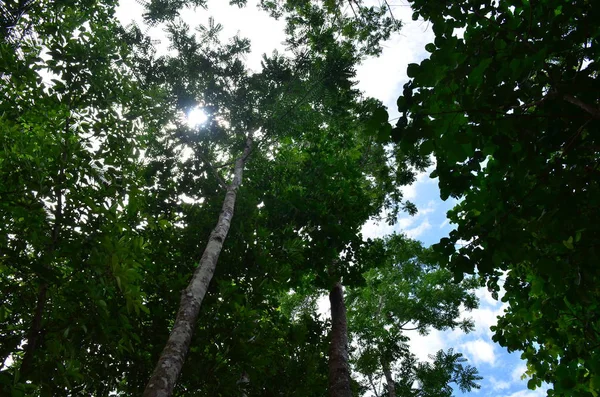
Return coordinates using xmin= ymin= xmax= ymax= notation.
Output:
xmin=382 ymin=359 xmax=396 ymax=397
xmin=143 ymin=137 xmax=253 ymax=397
xmin=328 ymin=281 xmax=352 ymax=397
xmin=237 ymin=371 xmax=249 ymax=397
xmin=367 ymin=374 xmax=380 ymax=397
xmin=20 ymin=282 xmax=48 ymax=375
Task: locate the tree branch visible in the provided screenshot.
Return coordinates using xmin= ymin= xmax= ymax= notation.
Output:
xmin=563 ymin=94 xmax=600 ymax=119
xmin=383 ymin=0 xmax=397 ymax=24
xmin=367 ymin=374 xmax=380 ymax=397
xmin=400 ymin=326 xmax=420 ymax=331
xmin=214 ymin=159 xmax=235 ymax=169
xmin=199 ymin=152 xmax=228 ymax=190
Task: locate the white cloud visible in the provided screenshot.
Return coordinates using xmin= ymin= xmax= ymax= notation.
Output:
xmin=398 ymin=216 xmax=416 ymax=229
xmin=400 ymin=165 xmax=437 ymax=201
xmin=469 ymin=307 xmax=500 ymax=338
xmin=459 ymin=291 xmax=508 ymax=339
xmin=361 ymin=217 xmax=397 ymax=239
xmin=116 ymin=0 xmax=287 ymax=70
xmin=407 ymin=329 xmax=447 ymax=363
xmin=362 ymin=187 xmax=437 ymax=239
xmin=356 ymin=2 xmax=434 ymax=111
xmin=400 ymin=182 xmax=418 ymax=201
xmin=419 ymin=200 xmax=437 ymax=215
xmin=489 ymin=376 xmax=511 ymax=390
xmin=512 ymin=363 xmax=528 ymax=383
xmin=404 ymin=219 xmax=432 ymax=238
xmin=501 ymin=389 xmax=547 ymax=397
xmin=395 ymin=199 xmax=436 ymax=235
xmin=461 ymin=338 xmax=497 ymax=366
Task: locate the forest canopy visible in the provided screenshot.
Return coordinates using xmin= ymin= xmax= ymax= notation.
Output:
xmin=0 ymin=0 xmax=598 ymax=396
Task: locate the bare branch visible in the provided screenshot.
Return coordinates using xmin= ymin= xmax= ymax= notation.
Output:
xmin=383 ymin=0 xmax=397 ymax=24
xmin=368 ymin=374 xmax=380 ymax=397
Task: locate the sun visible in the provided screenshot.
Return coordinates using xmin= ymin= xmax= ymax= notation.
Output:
xmin=186 ymin=107 xmax=208 ymax=127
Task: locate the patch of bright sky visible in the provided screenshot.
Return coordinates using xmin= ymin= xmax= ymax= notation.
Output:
xmin=115 ymin=1 xmax=547 ymax=396
xmin=186 ymin=106 xmax=208 ymax=127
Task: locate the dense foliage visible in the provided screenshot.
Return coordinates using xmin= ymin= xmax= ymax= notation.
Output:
xmin=0 ymin=1 xmax=166 ymax=394
xmin=8 ymin=0 xmax=596 ymax=395
xmin=392 ymin=0 xmax=599 ymax=395
xmin=1 ymin=1 xmax=479 ymax=396
xmin=347 ymin=235 xmax=481 ymax=396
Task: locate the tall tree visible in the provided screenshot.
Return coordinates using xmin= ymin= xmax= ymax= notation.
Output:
xmin=391 ymin=0 xmax=599 ymax=394
xmin=126 ymin=1 xmax=407 ymax=395
xmin=329 ymin=281 xmax=352 ymax=397
xmin=142 ymin=130 xmax=254 ymax=396
xmin=347 ymin=234 xmax=481 ymax=396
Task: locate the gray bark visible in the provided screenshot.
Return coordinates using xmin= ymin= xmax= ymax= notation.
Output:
xmin=382 ymin=360 xmax=396 ymax=397
xmin=328 ymin=281 xmax=352 ymax=397
xmin=143 ymin=137 xmax=253 ymax=397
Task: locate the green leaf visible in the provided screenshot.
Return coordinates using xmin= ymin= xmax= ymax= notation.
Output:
xmin=562 ymin=236 xmax=574 ymax=250
xmin=469 ymin=58 xmax=492 ymax=84
xmin=372 ymin=107 xmax=389 ymax=124
xmin=419 ymin=140 xmax=434 ymax=155
xmin=406 ymin=63 xmax=420 ymax=78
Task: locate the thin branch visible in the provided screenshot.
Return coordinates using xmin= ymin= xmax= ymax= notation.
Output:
xmin=21 ymin=102 xmax=71 ymax=376
xmin=20 ymin=283 xmax=48 ymax=375
xmin=398 ymin=320 xmax=410 ymax=328
xmin=215 ymin=159 xmax=235 ymax=169
xmin=383 ymin=0 xmax=397 ymax=24
xmin=348 ymin=0 xmax=358 ymax=18
xmin=563 ymin=94 xmax=600 ymax=119
xmin=199 ymin=152 xmax=228 ymax=190
xmin=413 ymin=107 xmax=580 ymax=120
xmin=509 ymin=91 xmax=556 ymax=110
xmin=399 ymin=326 xmax=420 ymax=331
xmin=368 ymin=374 xmax=380 ymax=397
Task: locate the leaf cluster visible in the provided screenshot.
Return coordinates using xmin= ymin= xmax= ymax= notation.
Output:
xmin=391 ymin=0 xmax=600 ymax=394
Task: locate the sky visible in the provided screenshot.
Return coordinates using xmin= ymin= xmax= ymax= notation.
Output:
xmin=115 ymin=1 xmax=548 ymax=396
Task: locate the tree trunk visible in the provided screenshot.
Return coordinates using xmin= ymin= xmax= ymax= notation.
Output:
xmin=237 ymin=371 xmax=249 ymax=397
xmin=382 ymin=359 xmax=396 ymax=397
xmin=143 ymin=137 xmax=253 ymax=397
xmin=328 ymin=281 xmax=352 ymax=397
xmin=20 ymin=282 xmax=48 ymax=376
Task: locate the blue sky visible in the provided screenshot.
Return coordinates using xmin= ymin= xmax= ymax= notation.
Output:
xmin=115 ymin=1 xmax=550 ymax=395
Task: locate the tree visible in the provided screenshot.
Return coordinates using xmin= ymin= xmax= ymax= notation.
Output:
xmin=119 ymin=1 xmax=410 ymax=395
xmin=1 ymin=1 xmax=484 ymax=396
xmin=0 ymin=0 xmax=168 ymax=394
xmin=391 ymin=0 xmax=599 ymax=394
xmin=347 ymin=234 xmax=481 ymax=397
